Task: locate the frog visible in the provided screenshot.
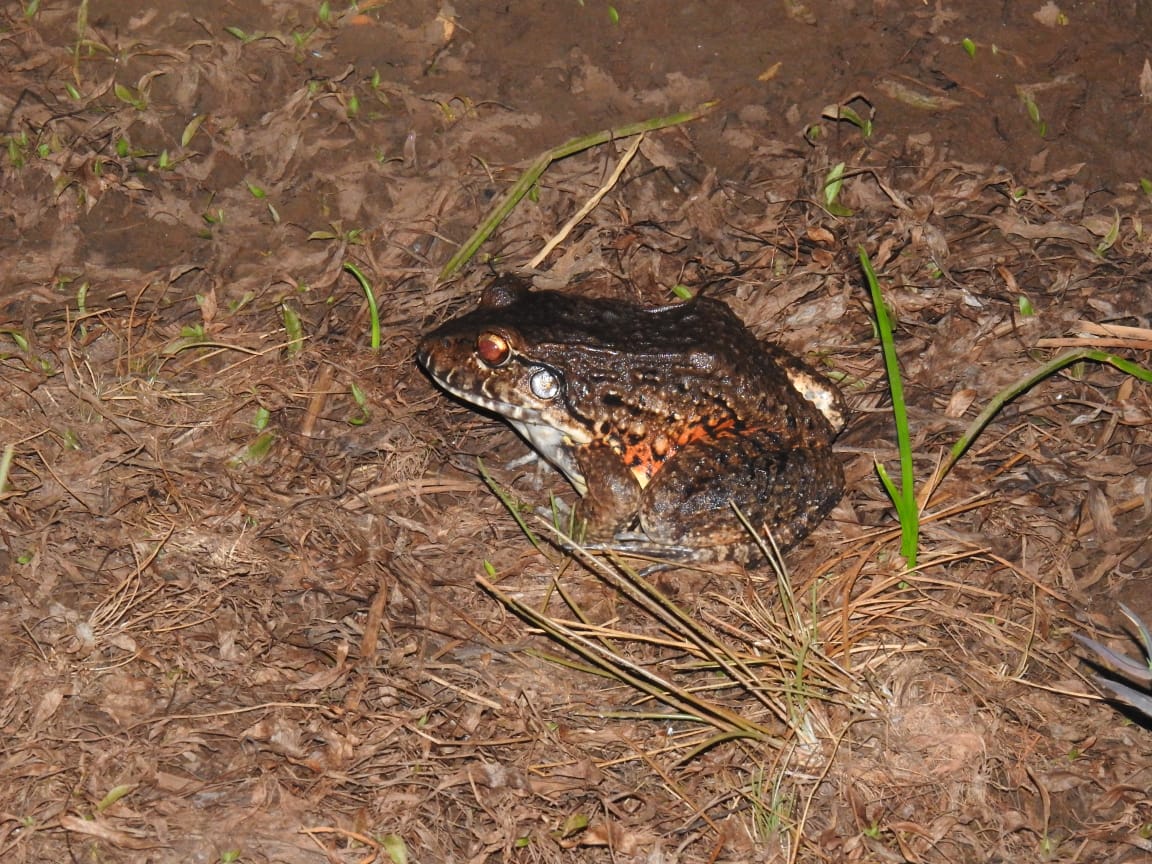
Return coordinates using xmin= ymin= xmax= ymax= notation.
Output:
xmin=416 ymin=274 xmax=847 ymax=564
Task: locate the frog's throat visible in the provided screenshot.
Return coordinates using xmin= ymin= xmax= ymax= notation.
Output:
xmin=506 ymin=419 xmax=589 ymax=495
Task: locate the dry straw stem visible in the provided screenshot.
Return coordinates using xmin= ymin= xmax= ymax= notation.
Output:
xmin=438 ymin=101 xmax=715 ymax=280
xmin=478 ymin=570 xmax=779 ymax=748
xmin=1037 ymin=320 xmax=1152 ymax=351
xmin=480 ymin=520 xmax=876 ymax=758
xmin=528 ymin=133 xmax=645 ymax=269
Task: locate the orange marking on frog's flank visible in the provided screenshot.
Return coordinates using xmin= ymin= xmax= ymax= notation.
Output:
xmin=622 ymin=418 xmax=743 ymax=486
xmin=676 ymin=417 xmax=738 ymax=447
xmin=622 ymin=443 xmax=660 ymax=482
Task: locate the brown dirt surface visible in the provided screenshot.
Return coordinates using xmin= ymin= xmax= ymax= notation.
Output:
xmin=2 ymin=1 xmax=1151 ymax=862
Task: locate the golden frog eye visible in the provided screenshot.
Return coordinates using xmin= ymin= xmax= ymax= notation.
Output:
xmin=476 ymin=332 xmax=511 ymax=367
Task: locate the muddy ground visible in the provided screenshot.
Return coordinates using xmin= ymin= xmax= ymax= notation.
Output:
xmin=2 ymin=0 xmax=1151 ymax=862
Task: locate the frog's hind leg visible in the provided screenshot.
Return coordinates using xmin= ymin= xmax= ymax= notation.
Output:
xmin=637 ymin=431 xmax=845 ymax=554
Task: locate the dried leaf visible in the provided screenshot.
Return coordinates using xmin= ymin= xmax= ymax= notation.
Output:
xmin=876 ymin=78 xmax=962 ymax=111
xmin=58 ymin=814 xmax=155 ymax=850
xmin=944 ymin=388 xmax=977 ymax=419
xmin=1033 ymin=2 xmax=1065 ymax=27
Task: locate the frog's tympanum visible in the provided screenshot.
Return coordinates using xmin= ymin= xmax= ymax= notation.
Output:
xmin=417 ymin=275 xmax=847 ymax=563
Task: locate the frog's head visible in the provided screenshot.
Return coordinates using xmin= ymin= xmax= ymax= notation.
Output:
xmin=417 ymin=275 xmax=604 ymax=490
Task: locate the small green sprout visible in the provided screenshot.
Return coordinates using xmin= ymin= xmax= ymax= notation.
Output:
xmin=96 ymin=785 xmax=135 ymax=813
xmin=554 ymin=812 xmax=590 ymax=840
xmin=607 ymin=5 xmax=619 ymax=23
xmin=308 ymin=223 xmax=363 ymax=244
xmin=1140 ymin=178 xmax=1152 ymax=196
xmin=291 ymin=28 xmax=316 ymax=54
xmin=245 ymin=180 xmax=266 ymax=199
xmin=2 ymin=329 xmax=30 ymax=352
xmin=1095 ymin=211 xmax=1121 ymax=257
xmin=1019 ymin=90 xmax=1047 ymax=137
xmin=318 ymin=0 xmax=331 ymax=24
xmin=113 ymin=82 xmax=147 ymax=111
xmin=4 ymin=133 xmax=29 ymax=168
xmin=95 ymin=787 xmax=134 ymax=815
xmin=823 ymin=161 xmax=853 ymax=216
xmin=1017 ymin=295 xmax=1035 ymax=316
xmin=233 ymin=431 xmax=275 ymax=466
xmin=281 ymin=303 xmax=304 ymax=354
xmin=961 ymin=37 xmax=976 ymax=57
xmin=822 ymin=101 xmax=873 ymax=138
xmin=223 ymin=26 xmax=286 ymax=46
xmin=181 ymin=114 xmax=206 ymax=147
xmin=179 ymin=323 xmax=206 ymax=341
xmin=348 ymin=382 xmax=370 ymax=425
xmin=253 ymin=406 xmax=271 ymax=432
xmin=381 ymin=834 xmax=409 ymax=864
xmin=343 ymin=262 xmax=380 ymax=350
xmin=228 ymin=292 xmax=254 ymax=314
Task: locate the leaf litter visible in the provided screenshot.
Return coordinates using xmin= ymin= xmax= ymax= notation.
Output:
xmin=1 ymin=0 xmax=1151 ymax=862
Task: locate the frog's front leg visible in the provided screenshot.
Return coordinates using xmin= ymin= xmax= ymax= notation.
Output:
xmin=638 ymin=428 xmax=844 ymax=552
xmin=571 ymin=442 xmax=644 ymax=541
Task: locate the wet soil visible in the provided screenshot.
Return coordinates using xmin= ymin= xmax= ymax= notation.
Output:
xmin=2 ymin=1 xmax=1151 ymax=862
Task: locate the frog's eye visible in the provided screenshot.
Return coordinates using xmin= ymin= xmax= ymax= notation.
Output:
xmin=476 ymin=332 xmax=511 ymax=367
xmin=530 ymin=368 xmax=559 ymax=400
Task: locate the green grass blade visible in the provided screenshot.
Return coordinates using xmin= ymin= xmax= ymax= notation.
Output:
xmin=343 ymin=261 xmax=380 ymax=350
xmin=859 ymin=247 xmax=919 ymax=564
xmin=438 ymin=102 xmax=715 ymax=280
xmin=939 ymin=348 xmax=1152 ymax=485
xmin=476 ymin=458 xmax=544 ymax=554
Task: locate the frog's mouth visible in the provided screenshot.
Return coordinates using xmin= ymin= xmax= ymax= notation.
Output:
xmin=422 ymin=367 xmax=593 ymax=493
xmin=505 ymin=419 xmax=589 ymax=495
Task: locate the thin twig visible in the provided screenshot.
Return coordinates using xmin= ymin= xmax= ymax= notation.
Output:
xmin=528 ymin=133 xmax=644 ymax=269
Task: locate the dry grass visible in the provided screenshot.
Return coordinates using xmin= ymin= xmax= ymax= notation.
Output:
xmin=2 ymin=1 xmax=1151 ymax=862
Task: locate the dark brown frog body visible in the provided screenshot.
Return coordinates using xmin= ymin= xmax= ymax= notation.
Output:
xmin=417 ymin=275 xmax=847 ymax=563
